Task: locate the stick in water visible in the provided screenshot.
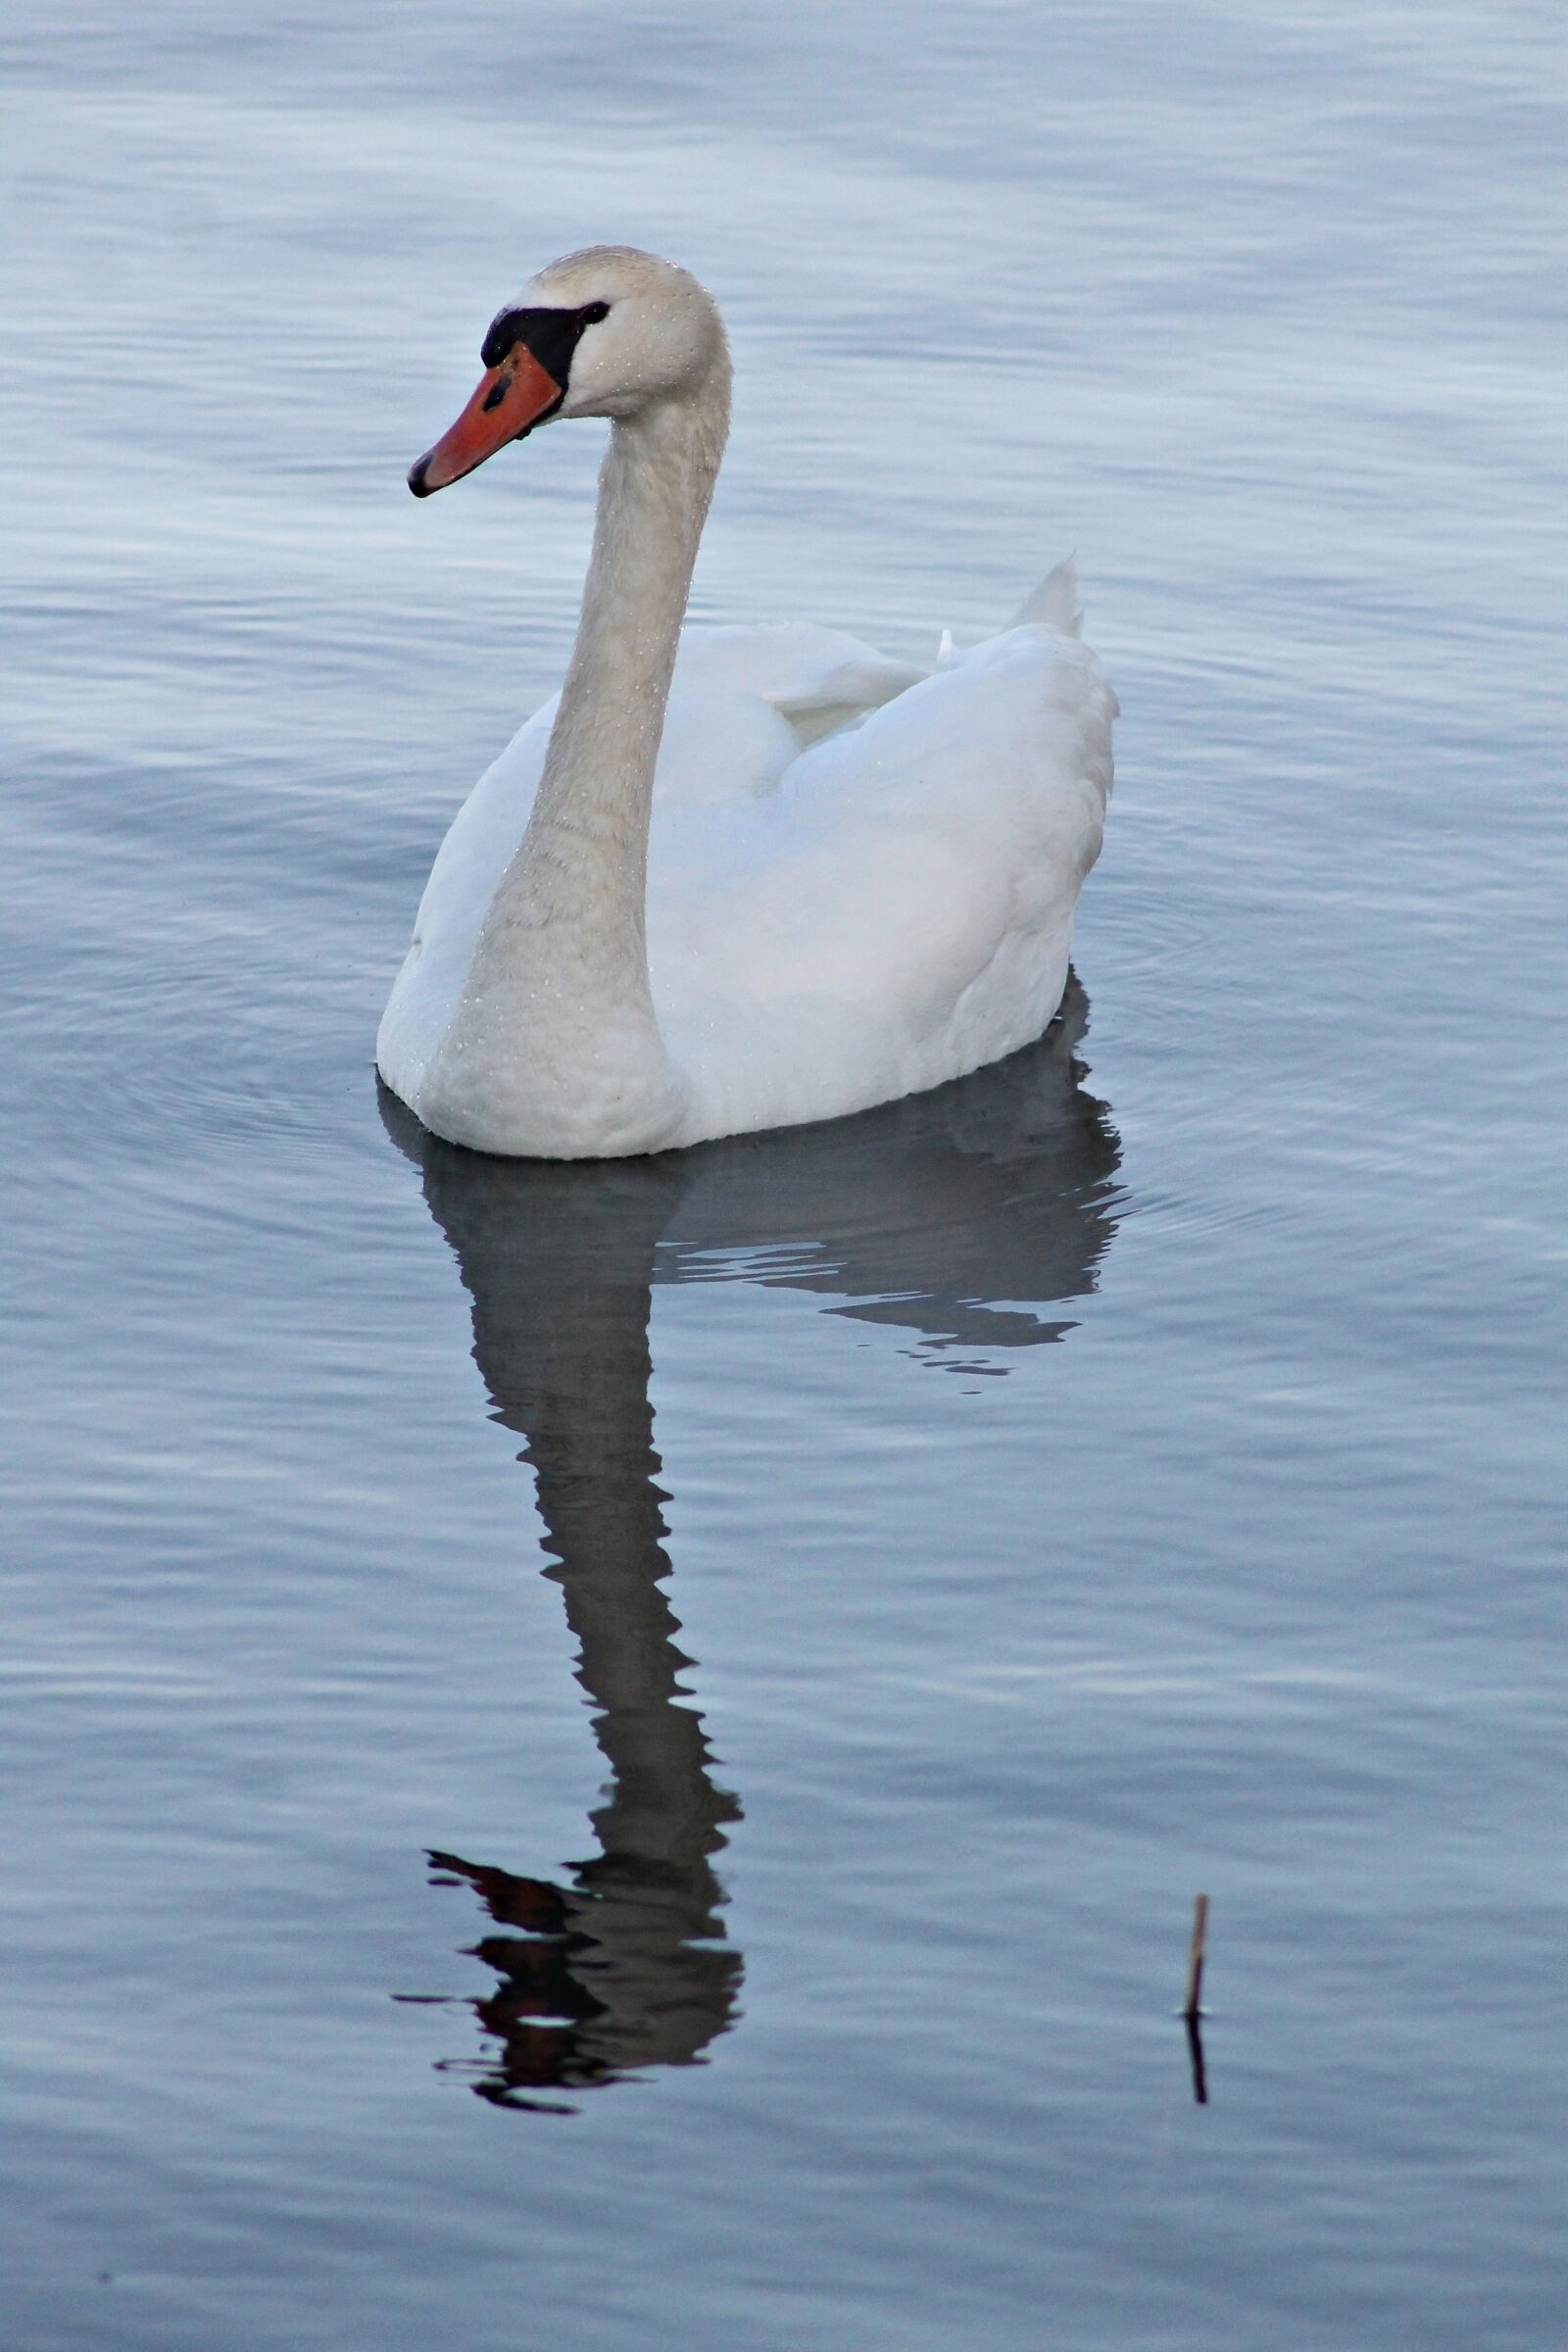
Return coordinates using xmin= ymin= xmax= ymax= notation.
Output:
xmin=1184 ymin=1892 xmax=1209 ymax=2020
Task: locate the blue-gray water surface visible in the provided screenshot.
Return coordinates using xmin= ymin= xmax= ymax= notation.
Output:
xmin=4 ymin=5 xmax=1565 ymax=2346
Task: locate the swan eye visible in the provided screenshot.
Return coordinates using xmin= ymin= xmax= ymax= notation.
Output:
xmin=580 ymin=301 xmax=610 ymax=326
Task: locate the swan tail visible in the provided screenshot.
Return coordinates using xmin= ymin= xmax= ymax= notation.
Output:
xmin=1007 ymin=556 xmax=1082 ymax=638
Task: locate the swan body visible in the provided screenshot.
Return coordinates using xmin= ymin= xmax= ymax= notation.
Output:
xmin=378 ymin=248 xmax=1114 ymax=1159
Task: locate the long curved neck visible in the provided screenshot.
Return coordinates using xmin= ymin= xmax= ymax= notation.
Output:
xmin=442 ymin=369 xmax=729 ymax=1156
xmin=439 ymin=365 xmax=733 ymax=1156
xmin=526 ymin=382 xmax=726 ymax=928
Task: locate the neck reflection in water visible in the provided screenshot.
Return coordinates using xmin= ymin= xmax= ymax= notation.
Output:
xmin=381 ymin=977 xmax=1122 ymax=2112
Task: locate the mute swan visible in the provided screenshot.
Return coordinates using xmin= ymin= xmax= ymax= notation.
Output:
xmin=377 ymin=246 xmax=1115 ymax=1160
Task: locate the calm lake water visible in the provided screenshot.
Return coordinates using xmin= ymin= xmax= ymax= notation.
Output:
xmin=4 ymin=4 xmax=1565 ymax=2345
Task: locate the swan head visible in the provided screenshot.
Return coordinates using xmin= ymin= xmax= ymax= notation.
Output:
xmin=408 ymin=245 xmax=728 ymax=498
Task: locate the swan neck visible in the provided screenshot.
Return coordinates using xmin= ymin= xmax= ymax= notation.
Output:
xmin=529 ymin=380 xmax=727 ymax=897
xmin=429 ymin=364 xmax=729 ymax=1157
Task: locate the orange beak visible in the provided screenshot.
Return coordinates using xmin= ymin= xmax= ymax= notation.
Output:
xmin=408 ymin=347 xmax=564 ymax=497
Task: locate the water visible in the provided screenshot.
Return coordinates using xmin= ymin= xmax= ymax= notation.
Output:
xmin=4 ymin=4 xmax=1565 ymax=2344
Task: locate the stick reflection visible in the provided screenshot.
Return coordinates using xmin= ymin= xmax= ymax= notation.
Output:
xmin=1185 ymin=2014 xmax=1209 ymax=2106
xmin=382 ymin=979 xmax=1121 ymax=2110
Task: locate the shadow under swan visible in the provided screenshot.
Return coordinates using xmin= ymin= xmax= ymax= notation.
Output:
xmin=381 ymin=976 xmax=1122 ymax=2110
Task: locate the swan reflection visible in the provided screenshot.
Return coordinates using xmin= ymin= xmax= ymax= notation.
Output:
xmin=382 ymin=977 xmax=1121 ymax=2109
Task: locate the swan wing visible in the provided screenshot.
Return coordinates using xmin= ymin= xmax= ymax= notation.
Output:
xmin=649 ymin=622 xmax=1114 ymax=1140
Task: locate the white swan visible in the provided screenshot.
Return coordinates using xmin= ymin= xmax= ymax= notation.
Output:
xmin=377 ymin=246 xmax=1115 ymax=1160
